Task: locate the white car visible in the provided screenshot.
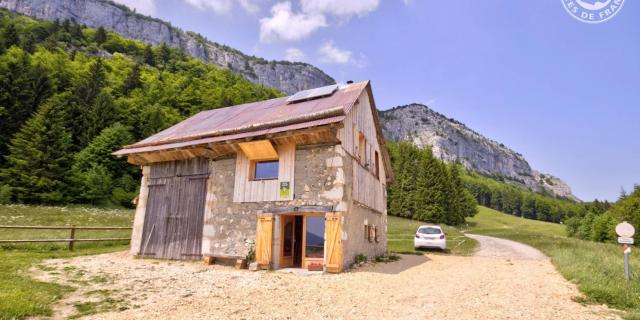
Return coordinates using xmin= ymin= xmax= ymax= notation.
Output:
xmin=414 ymin=225 xmax=446 ymax=250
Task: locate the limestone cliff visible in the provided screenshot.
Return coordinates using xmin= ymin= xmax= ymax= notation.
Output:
xmin=0 ymin=0 xmax=335 ymax=94
xmin=379 ymin=103 xmax=578 ymax=201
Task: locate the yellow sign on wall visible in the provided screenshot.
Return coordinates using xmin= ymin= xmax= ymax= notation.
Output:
xmin=280 ymin=181 xmax=290 ymax=198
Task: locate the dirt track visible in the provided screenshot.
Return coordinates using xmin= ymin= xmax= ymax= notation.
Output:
xmin=32 ymin=235 xmax=619 ymax=320
xmin=465 ymin=234 xmax=548 ymax=260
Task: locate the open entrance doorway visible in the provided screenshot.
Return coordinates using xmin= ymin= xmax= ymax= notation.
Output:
xmin=279 ymin=214 xmax=327 ymax=270
xmin=257 ymin=212 xmax=341 ymax=272
xmin=280 ymin=215 xmax=303 ymax=268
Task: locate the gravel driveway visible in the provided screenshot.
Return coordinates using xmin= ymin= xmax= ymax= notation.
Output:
xmin=32 ymin=235 xmax=619 ymax=320
xmin=465 ymin=234 xmax=548 ymax=260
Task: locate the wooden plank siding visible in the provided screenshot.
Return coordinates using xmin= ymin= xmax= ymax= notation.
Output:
xmin=338 ymin=91 xmax=387 ymax=212
xmin=352 ymin=159 xmax=386 ymax=213
xmin=233 ymin=143 xmax=295 ymax=202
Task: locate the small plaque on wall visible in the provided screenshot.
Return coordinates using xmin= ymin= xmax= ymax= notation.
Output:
xmin=280 ymin=181 xmax=290 ymax=198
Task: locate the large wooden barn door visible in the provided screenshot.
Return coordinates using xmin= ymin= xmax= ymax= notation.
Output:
xmin=140 ymin=158 xmax=209 ymax=260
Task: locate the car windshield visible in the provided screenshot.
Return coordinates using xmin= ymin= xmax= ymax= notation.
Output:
xmin=418 ymin=227 xmax=441 ymax=235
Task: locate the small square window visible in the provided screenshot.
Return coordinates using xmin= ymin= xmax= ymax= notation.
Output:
xmin=253 ymin=160 xmax=279 ymax=180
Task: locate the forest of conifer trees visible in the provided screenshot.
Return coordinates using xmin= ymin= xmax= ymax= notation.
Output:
xmin=0 ymin=10 xmax=279 ymax=207
xmin=386 ymin=141 xmax=478 ymax=225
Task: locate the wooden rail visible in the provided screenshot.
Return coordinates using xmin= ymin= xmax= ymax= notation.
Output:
xmin=0 ymin=225 xmax=132 ymax=250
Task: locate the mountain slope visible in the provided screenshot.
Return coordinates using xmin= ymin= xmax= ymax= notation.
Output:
xmin=0 ymin=0 xmax=335 ymax=94
xmin=380 ymin=104 xmax=578 ymax=201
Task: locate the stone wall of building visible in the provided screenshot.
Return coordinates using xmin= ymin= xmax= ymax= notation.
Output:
xmin=202 ymin=144 xmax=347 ymax=262
xmin=342 ymin=204 xmax=388 ymax=266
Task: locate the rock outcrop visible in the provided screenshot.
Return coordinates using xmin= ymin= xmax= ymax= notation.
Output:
xmin=0 ymin=0 xmax=335 ymax=94
xmin=379 ymin=104 xmax=578 ymax=201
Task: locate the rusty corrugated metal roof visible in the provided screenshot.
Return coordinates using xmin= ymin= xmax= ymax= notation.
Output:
xmin=113 ymin=116 xmax=345 ymax=156
xmin=117 ymin=81 xmax=369 ymax=153
xmin=113 ymin=80 xmax=394 ymax=183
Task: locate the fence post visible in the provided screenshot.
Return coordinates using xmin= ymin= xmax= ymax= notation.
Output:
xmin=68 ymin=225 xmax=76 ymax=251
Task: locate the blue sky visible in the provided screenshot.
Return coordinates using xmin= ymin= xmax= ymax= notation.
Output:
xmin=116 ymin=0 xmax=639 ymax=201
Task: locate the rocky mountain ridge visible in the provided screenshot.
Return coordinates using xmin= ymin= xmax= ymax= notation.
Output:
xmin=0 ymin=0 xmax=335 ymax=94
xmin=379 ymin=103 xmax=579 ymax=201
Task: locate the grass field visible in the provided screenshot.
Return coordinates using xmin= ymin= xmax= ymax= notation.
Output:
xmin=465 ymin=206 xmax=640 ymax=319
xmin=387 ymin=215 xmax=478 ymax=256
xmin=0 ymin=204 xmax=133 ymax=320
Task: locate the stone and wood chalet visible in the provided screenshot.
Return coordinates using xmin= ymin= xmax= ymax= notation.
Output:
xmin=114 ymin=81 xmax=393 ymax=273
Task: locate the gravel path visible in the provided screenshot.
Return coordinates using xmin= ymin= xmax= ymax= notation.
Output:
xmin=31 ymin=236 xmax=619 ymax=320
xmin=465 ymin=234 xmax=547 ymax=260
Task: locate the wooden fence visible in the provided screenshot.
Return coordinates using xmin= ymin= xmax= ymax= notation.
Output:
xmin=0 ymin=225 xmax=132 ymax=250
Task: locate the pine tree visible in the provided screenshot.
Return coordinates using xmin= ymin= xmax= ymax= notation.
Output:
xmin=387 ymin=141 xmax=420 ymax=219
xmin=445 ymin=164 xmax=477 ymax=225
xmin=0 ymin=49 xmax=53 ymax=164
xmin=62 ymin=19 xmax=72 ymax=32
xmin=157 ymin=42 xmax=171 ymax=68
xmin=94 ymin=26 xmax=107 ymax=45
xmin=143 ymin=44 xmax=155 ymax=66
xmin=2 ymin=23 xmax=20 ymax=48
xmin=70 ymin=23 xmax=84 ymax=42
xmin=74 ymin=58 xmax=106 ymax=106
xmin=1 ymin=94 xmax=74 ymax=203
xmin=414 ymin=149 xmax=448 ymax=222
xmin=121 ymin=63 xmax=142 ymax=95
xmin=444 ymin=164 xmax=464 ymax=225
xmin=80 ymin=90 xmax=118 ymax=146
xmin=71 ymin=59 xmax=108 ymax=147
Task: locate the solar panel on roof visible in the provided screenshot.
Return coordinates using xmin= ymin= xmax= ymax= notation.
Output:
xmin=286 ymin=84 xmax=339 ymax=103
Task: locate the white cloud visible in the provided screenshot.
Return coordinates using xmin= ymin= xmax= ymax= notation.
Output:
xmin=237 ymin=0 xmax=260 ymax=13
xmin=259 ymin=2 xmax=327 ymax=43
xmin=285 ymin=48 xmax=306 ymax=62
xmin=112 ymin=0 xmax=156 ymax=15
xmin=301 ymin=0 xmax=380 ymax=18
xmin=318 ymin=41 xmax=352 ymax=64
xmin=183 ymin=0 xmax=259 ymax=14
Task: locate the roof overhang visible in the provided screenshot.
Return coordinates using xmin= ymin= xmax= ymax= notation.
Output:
xmin=114 ymin=115 xmax=345 ymax=157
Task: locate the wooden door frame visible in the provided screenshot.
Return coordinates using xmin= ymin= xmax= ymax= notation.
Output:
xmin=301 ymin=213 xmax=326 ymax=270
xmin=279 ymin=215 xmax=295 ymax=268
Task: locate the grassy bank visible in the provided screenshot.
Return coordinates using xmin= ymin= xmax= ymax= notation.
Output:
xmin=387 ymin=215 xmax=478 ymax=255
xmin=466 ymin=206 xmax=640 ymax=318
xmin=0 ymin=204 xmax=133 ymax=320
